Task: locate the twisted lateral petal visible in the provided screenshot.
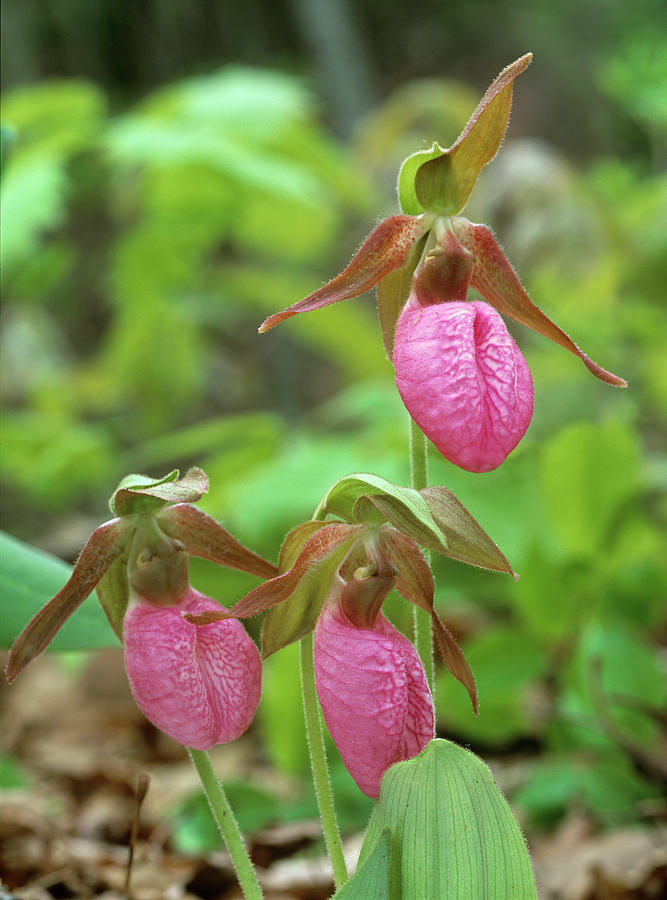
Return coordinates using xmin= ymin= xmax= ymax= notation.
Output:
xmin=314 ymin=598 xmax=434 ymax=798
xmin=7 ymin=518 xmax=128 ymax=682
xmin=124 ymin=589 xmax=261 ymax=750
xmin=258 ymin=215 xmax=425 ymax=332
xmin=453 ymin=218 xmax=627 ymax=387
xmin=393 ymin=297 xmax=534 ymax=473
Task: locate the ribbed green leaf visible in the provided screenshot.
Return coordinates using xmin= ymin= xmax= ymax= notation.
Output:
xmin=333 ymin=827 xmax=393 ymax=898
xmin=360 ymin=739 xmax=536 ymax=899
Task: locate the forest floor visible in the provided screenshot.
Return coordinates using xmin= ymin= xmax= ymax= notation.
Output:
xmin=1 ymin=649 xmax=665 ymax=900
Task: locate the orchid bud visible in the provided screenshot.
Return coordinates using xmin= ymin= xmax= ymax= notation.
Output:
xmin=393 ymin=295 xmax=534 ymax=472
xmin=123 ymin=587 xmax=261 ymax=750
xmin=314 ymin=576 xmax=434 ymax=798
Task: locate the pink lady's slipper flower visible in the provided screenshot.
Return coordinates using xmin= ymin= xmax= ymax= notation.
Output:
xmin=124 ymin=588 xmax=262 ymax=750
xmin=314 ymin=575 xmax=434 ymax=797
xmin=7 ymin=469 xmax=278 ymax=752
xmin=393 ymin=293 xmax=534 ymax=473
xmin=258 ymin=54 xmax=625 ymax=472
xmin=192 ymin=508 xmax=495 ymax=796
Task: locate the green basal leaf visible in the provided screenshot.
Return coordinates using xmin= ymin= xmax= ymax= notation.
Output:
xmin=360 ymin=739 xmax=537 ymax=899
xmin=316 ymin=474 xmax=448 ymax=553
xmin=397 ymin=143 xmax=445 ymax=215
xmin=110 ymin=467 xmax=209 ymax=516
xmin=333 ymin=827 xmax=393 ymax=898
xmin=0 ymin=531 xmax=117 ymax=654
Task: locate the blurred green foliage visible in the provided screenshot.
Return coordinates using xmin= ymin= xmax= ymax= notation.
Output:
xmin=1 ymin=47 xmax=665 ymax=843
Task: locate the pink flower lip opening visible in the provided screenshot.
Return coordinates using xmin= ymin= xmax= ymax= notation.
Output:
xmin=393 ymin=296 xmax=534 ymax=472
xmin=123 ymin=588 xmax=261 ymax=750
xmin=314 ymin=582 xmax=434 ymax=798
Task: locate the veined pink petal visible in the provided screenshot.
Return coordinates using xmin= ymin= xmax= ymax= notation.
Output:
xmin=393 ymin=297 xmax=533 ymax=473
xmin=123 ymin=588 xmax=261 ymax=750
xmin=314 ymin=594 xmax=434 ymax=798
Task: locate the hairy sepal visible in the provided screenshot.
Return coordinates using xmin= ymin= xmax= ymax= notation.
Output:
xmin=181 ymin=523 xmax=362 ymax=649
xmin=414 ymin=54 xmax=532 ymax=215
xmin=420 ymin=486 xmax=516 ymax=577
xmin=380 ymin=528 xmax=478 ymax=712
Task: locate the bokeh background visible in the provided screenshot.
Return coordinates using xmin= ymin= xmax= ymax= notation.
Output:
xmin=1 ymin=1 xmax=666 ymax=897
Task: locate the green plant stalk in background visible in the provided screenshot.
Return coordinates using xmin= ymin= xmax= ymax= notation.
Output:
xmin=410 ymin=417 xmax=434 ymax=691
xmin=298 ymin=501 xmax=348 ymax=888
xmin=300 ymin=631 xmax=349 ymax=888
xmin=187 ymin=748 xmax=264 ymax=899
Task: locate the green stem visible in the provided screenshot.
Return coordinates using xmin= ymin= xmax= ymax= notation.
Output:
xmin=300 ymin=632 xmax=348 ymax=888
xmin=409 ymin=418 xmax=434 ymax=690
xmin=187 ymin=748 xmax=263 ymax=900
xmin=409 ymin=416 xmax=429 ymax=491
